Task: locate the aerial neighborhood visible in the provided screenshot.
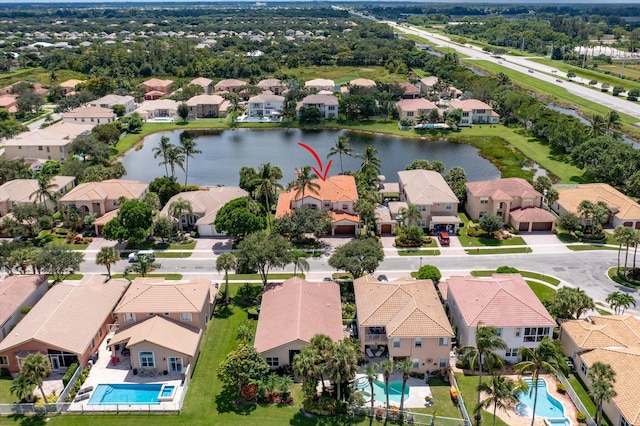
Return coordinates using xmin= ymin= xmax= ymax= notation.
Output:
xmin=0 ymin=3 xmax=640 ymax=426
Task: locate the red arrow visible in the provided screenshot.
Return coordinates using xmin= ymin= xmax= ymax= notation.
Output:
xmin=297 ymin=142 xmax=332 ymax=181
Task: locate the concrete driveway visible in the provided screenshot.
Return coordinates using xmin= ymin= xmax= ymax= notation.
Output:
xmin=519 ymin=232 xmax=571 ymax=254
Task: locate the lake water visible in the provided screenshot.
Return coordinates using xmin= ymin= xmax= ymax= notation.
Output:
xmin=120 ymin=128 xmax=500 ymax=186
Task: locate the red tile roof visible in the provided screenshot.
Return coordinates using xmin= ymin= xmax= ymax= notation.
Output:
xmin=0 ymin=275 xmax=47 ymax=326
xmin=397 ymin=98 xmax=438 ymax=112
xmin=509 ymin=207 xmax=557 ymax=222
xmin=465 ymin=178 xmax=541 ymax=200
xmin=275 ymin=175 xmax=358 ymax=219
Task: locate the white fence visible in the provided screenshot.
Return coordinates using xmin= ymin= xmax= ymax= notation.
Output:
xmin=57 ymin=365 xmax=84 ymax=408
xmin=353 ymin=406 xmax=468 ymax=425
xmin=449 ymin=371 xmax=473 ymax=426
xmin=0 ymin=403 xmax=70 ymax=415
xmin=556 ymin=374 xmax=596 ymax=426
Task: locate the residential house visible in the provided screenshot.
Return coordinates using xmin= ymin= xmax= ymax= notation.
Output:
xmin=159 ymin=187 xmax=248 ymax=236
xmin=551 ymin=183 xmax=640 ymax=229
xmin=62 ymin=106 xmax=117 ymax=125
xmin=2 ymin=121 xmax=94 ymax=161
xmin=304 ymin=78 xmax=335 ymax=93
xmin=397 ymin=169 xmax=460 ymax=233
xmin=189 ymin=77 xmax=213 ymax=95
xmin=59 ymin=79 xmax=84 ymax=96
xmin=140 ymin=78 xmax=174 ymax=100
xmin=185 ymin=94 xmax=225 ymax=119
xmin=465 ymin=178 xmax=556 ymax=232
xmin=559 ymin=315 xmax=640 ymax=426
xmin=0 ymin=81 xmax=47 ymax=97
xmin=0 ymin=94 xmax=17 ymax=114
xmin=445 ymin=274 xmax=557 ymax=362
xmin=296 ymin=94 xmax=339 ymax=119
xmin=275 ymin=175 xmax=359 ymax=235
xmin=135 ymin=99 xmax=179 ymax=120
xmin=213 ymin=78 xmax=247 ymax=94
xmin=396 ymin=98 xmax=438 ymax=124
xmin=354 ymin=276 xmax=454 ymax=373
xmin=397 ymin=82 xmax=421 ymax=100
xmin=247 ymin=93 xmax=284 ymax=118
xmin=109 ymin=276 xmax=213 ymax=373
xmin=58 ymin=179 xmax=148 ymax=219
xmin=0 ymin=275 xmax=48 ymax=342
xmin=341 ymin=78 xmax=376 ymax=97
xmin=0 ymin=176 xmax=75 ymax=216
xmin=89 ymin=94 xmax=136 ymax=114
xmin=254 ymin=277 xmax=343 ymax=368
xmin=449 ymin=99 xmax=500 ymax=126
xmin=257 ymin=78 xmax=286 ymax=95
xmin=0 ymin=275 xmax=128 ymax=373
xmin=419 ymin=76 xmax=439 ymax=95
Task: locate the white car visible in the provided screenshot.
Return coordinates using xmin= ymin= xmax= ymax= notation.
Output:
xmin=128 ymin=250 xmax=155 ymax=262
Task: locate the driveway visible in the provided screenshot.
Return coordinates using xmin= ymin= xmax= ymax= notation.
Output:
xmin=519 ymin=232 xmax=571 ymax=254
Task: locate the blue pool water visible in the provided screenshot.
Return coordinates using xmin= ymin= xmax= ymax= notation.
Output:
xmin=160 ymin=385 xmax=175 ymax=398
xmin=517 ymin=379 xmax=565 ymax=418
xmin=356 ymin=379 xmax=409 ymax=404
xmin=88 ymin=384 xmax=162 ymax=405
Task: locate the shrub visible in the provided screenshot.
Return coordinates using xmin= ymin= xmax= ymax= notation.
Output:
xmin=416 ymin=264 xmax=442 ymax=283
xmin=576 ymin=412 xmax=587 ymax=423
xmin=556 ymin=383 xmax=566 ymax=394
xmin=62 ymin=362 xmax=79 ymax=387
xmin=496 ymin=266 xmax=519 ymax=274
xmin=479 ymin=213 xmax=504 ymax=234
xmin=342 ymin=303 xmax=356 ymax=319
xmin=20 ymin=306 xmax=32 ymax=315
xmin=0 ymin=367 xmax=10 ymax=378
xmin=588 ymin=79 xmax=598 ymax=86
xmin=613 ymin=86 xmax=624 ymax=96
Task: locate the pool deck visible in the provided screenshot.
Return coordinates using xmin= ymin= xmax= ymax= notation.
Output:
xmin=354 ymin=372 xmax=432 ymax=409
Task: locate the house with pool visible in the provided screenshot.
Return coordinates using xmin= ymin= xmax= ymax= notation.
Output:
xmin=560 ymin=315 xmax=640 ymax=426
xmin=353 ymin=276 xmax=454 ymax=373
xmin=444 ymin=274 xmax=556 ymax=363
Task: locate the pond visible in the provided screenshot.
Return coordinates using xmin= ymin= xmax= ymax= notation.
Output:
xmin=120 ymin=128 xmax=500 ymax=186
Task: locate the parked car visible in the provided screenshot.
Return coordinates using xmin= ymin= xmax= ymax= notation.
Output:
xmin=322 ymin=277 xmax=333 ymax=282
xmin=527 ymin=69 xmax=534 ymax=73
xmin=377 ymin=275 xmax=389 ymax=282
xmin=438 ymin=232 xmax=451 ymax=246
xmin=556 ymin=79 xmax=563 ymax=83
xmin=128 ymin=250 xmax=155 ymax=262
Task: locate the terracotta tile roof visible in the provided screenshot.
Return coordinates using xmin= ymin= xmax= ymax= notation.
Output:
xmin=93 ymin=208 xmax=119 ymax=226
xmin=556 ymin=183 xmax=640 ymax=221
xmin=90 ymin=94 xmax=134 ymax=106
xmin=466 ymin=178 xmax=541 ymax=200
xmin=398 ymin=82 xmax=420 ymax=94
xmin=114 ymin=277 xmax=210 ymax=314
xmin=445 ymin=274 xmax=556 ymax=328
xmin=257 ymin=78 xmax=283 ymax=88
xmin=60 ymin=79 xmax=84 ymax=89
xmin=420 ymin=76 xmax=439 ymax=87
xmin=109 ymin=315 xmax=202 ymax=357
xmin=276 ymin=175 xmax=358 ymax=215
xmin=3 ymin=122 xmax=94 ymax=147
xmin=248 ymin=94 xmax=284 ymax=103
xmin=396 ymin=98 xmax=438 ymax=112
xmin=0 ymin=176 xmax=75 ymax=203
xmin=304 ymin=78 xmax=335 ymax=88
xmin=185 ymin=94 xmax=225 ymax=106
xmin=254 ymin=277 xmax=343 ymax=353
xmin=59 ymin=179 xmax=147 ymax=204
xmin=349 ymin=78 xmax=376 ymax=88
xmin=141 ymin=78 xmax=173 ymax=88
xmin=580 ymin=346 xmax=640 ymax=425
xmin=398 ymin=170 xmax=459 ymax=205
xmin=136 ymin=99 xmax=178 ymax=112
xmin=275 ymin=191 xmax=292 ymax=219
xmin=354 ymin=276 xmax=454 ymax=338
xmin=449 ymin=98 xmax=493 ymax=111
xmin=0 ymin=275 xmax=128 ymax=355
xmin=561 ymin=315 xmax=640 ymax=350
xmin=189 ymin=77 xmax=212 ymax=88
xmin=330 ymin=211 xmax=359 ymax=224
xmin=214 ymin=79 xmax=247 ymax=89
xmin=63 ymin=106 xmax=117 ymax=120
xmin=0 ymin=275 xmax=48 ymax=326
xmin=298 ymin=94 xmax=339 ymax=106
xmin=160 ymin=187 xmax=248 ymax=225
xmin=509 ymin=207 xmax=557 ymax=222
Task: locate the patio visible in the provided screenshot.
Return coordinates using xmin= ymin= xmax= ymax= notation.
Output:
xmin=353 ymin=371 xmax=433 ymax=409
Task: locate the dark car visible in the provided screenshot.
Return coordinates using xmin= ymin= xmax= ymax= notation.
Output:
xmin=322 ymin=277 xmax=333 ymax=282
xmin=377 ymin=275 xmax=389 ymax=282
xmin=438 ymin=232 xmax=451 ymax=246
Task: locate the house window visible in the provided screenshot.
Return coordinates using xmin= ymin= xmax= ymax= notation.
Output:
xmin=392 ymin=338 xmax=401 ymax=348
xmin=462 ymin=112 xmax=470 ymax=117
xmin=418 ymin=219 xmax=427 ymax=228
xmin=266 ymin=357 xmax=279 ymax=367
xmin=496 ymin=328 xmax=502 ymax=337
xmin=89 ymin=339 xmax=95 ymax=350
xmin=38 ymin=146 xmax=43 ymax=151
xmin=139 ymin=351 xmax=155 ymax=368
xmin=324 ymin=201 xmax=330 ymax=207
xmin=0 ymin=356 xmax=8 ymax=365
xmin=523 ymin=327 xmax=550 ymax=342
xmin=620 ymin=417 xmax=630 ymax=426
xmin=328 ymin=106 xmax=335 ymax=111
xmin=414 ymin=338 xmax=423 ymax=348
xmin=438 ymin=337 xmax=449 ymax=346
xmin=164 ymin=313 xmax=170 ymax=317
xmin=480 ymin=197 xmax=489 ymax=204
xmin=124 ymin=313 xmax=136 ymax=323
xmin=439 ymin=358 xmax=448 ymax=368
xmin=180 ymin=312 xmax=193 ymax=322
xmin=342 ymin=204 xmax=348 ymax=210
xmin=445 ymin=203 xmax=453 ymax=211
xmin=505 ymin=348 xmax=519 ymax=357
xmin=581 ymin=362 xmax=587 ymax=375
xmin=98 ymin=328 xmax=102 ymax=338
xmin=407 ymin=111 xmax=414 ymax=117
xmin=515 ymin=328 xmax=521 ymax=337
xmin=148 ymin=313 xmax=155 ymax=317
xmin=412 ymin=358 xmax=420 ymax=369
xmin=479 ymin=211 xmax=487 ymax=218
xmin=419 ymin=205 xmax=427 ymax=212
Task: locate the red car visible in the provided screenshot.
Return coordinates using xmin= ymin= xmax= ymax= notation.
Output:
xmin=438 ymin=232 xmax=450 ymax=246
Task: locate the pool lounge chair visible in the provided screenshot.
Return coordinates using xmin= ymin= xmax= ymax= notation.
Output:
xmin=374 ymin=346 xmax=385 ymax=357
xmin=149 ymin=369 xmax=156 ymax=377
xmin=73 ymin=393 xmax=90 ymax=403
xmin=77 ymin=386 xmax=93 ymax=395
xmin=365 ymin=348 xmax=375 ymax=358
xmin=138 ymin=368 xmax=147 ymax=377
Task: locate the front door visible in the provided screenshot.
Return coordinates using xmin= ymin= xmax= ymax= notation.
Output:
xmin=50 ymin=356 xmax=60 ymax=371
xmin=168 ymin=357 xmax=183 ymax=372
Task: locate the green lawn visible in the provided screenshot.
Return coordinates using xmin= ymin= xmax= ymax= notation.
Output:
xmin=413 ymin=376 xmax=461 ymax=419
xmin=454 ymin=373 xmax=510 ymax=426
xmin=526 ymin=280 xmax=556 ymax=303
xmin=458 ymin=232 xmax=527 ymax=248
xmin=167 ymin=242 xmax=196 ymax=250
xmin=568 ymin=244 xmax=618 ymax=251
xmin=471 ymin=270 xmax=560 ymax=286
xmin=398 ymin=249 xmax=441 ymax=256
xmin=110 ymin=273 xmax=183 ymax=280
xmin=568 ymin=375 xmax=612 ymax=426
xmin=0 ymin=377 xmax=16 ymax=404
xmin=465 ymin=247 xmax=531 ymax=255
xmin=226 ymin=273 xmax=303 ymax=281
xmin=154 ymin=252 xmax=192 ymax=258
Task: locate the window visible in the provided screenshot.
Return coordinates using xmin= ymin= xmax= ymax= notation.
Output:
xmin=0 ymin=356 xmax=8 ymax=365
xmin=124 ymin=313 xmax=136 ymax=323
xmin=414 ymin=338 xmax=423 ymax=348
xmin=98 ymin=328 xmax=102 ymax=338
xmin=412 ymin=358 xmax=420 ymax=369
xmin=46 ymin=147 xmax=50 ymax=153
xmin=324 ymin=201 xmax=330 ymax=207
xmin=89 ymin=339 xmax=95 ymax=350
xmin=523 ymin=327 xmax=551 ymax=342
xmin=148 ymin=313 xmax=155 ymax=317
xmin=139 ymin=351 xmax=155 ymax=368
xmin=505 ymin=348 xmax=519 ymax=357
xmin=497 ymin=328 xmax=502 ymax=337
xmin=266 ymin=357 xmax=279 ymax=367
xmin=38 ymin=146 xmax=43 ymax=151
xmin=407 ymin=111 xmax=414 ymax=117
xmin=462 ymin=112 xmax=470 ymax=117
xmin=419 ymin=205 xmax=427 ymax=212
xmin=164 ymin=313 xmax=170 ymax=317
xmin=180 ymin=312 xmax=193 ymax=322
xmin=515 ymin=328 xmax=521 ymax=337
xmin=581 ymin=362 xmax=587 ymax=375
xmin=439 ymin=358 xmax=448 ymax=368
xmin=328 ymin=106 xmax=335 ymax=111
xmin=445 ymin=203 xmax=453 ymax=211
xmin=418 ymin=219 xmax=427 ymax=228
xmin=620 ymin=417 xmax=630 ymax=426
xmin=479 ymin=211 xmax=487 ymax=218
xmin=342 ymin=204 xmax=348 ymax=210
xmin=480 ymin=197 xmax=489 ymax=204
xmin=438 ymin=337 xmax=449 ymax=346
xmin=393 ymin=338 xmax=401 ymax=348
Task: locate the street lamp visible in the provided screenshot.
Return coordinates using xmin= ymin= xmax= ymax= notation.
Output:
xmin=419 ymin=257 xmax=423 ymax=268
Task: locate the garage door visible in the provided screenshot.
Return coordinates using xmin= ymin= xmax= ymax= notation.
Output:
xmin=334 ymin=225 xmax=356 ymax=235
xmin=519 ymin=222 xmax=529 ymax=232
xmin=197 ymin=224 xmax=215 ymax=237
xmin=532 ymin=222 xmax=553 ymax=232
xmin=381 ymin=224 xmax=392 ymax=234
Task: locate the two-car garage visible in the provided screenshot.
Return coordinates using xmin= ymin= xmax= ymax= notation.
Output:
xmin=509 ymin=207 xmax=556 ymax=233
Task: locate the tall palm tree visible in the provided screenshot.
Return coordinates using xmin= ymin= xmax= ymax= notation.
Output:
xmin=605 ymin=291 xmax=636 ymax=315
xmin=293 ymin=166 xmax=320 ymax=207
xmin=358 ymin=145 xmax=381 ymax=174
xmin=514 ymin=338 xmax=568 ymax=426
xmin=326 ymin=340 xmax=358 ymax=401
xmin=153 ymin=136 xmax=173 ymax=177
xmin=10 ymin=374 xmax=35 ymax=403
xmin=216 ymin=252 xmax=237 ymax=305
xmin=95 ymin=245 xmax=120 ymax=279
xmin=381 ymin=359 xmax=394 ymax=410
xmin=309 ymin=334 xmax=333 ymax=393
xmin=250 ymin=163 xmax=283 ymax=228
xmin=292 ymin=347 xmax=321 ymax=392
xmin=614 ymin=226 xmax=635 ymax=274
xmin=400 ymin=204 xmax=423 ymax=227
xmin=396 ymin=358 xmax=413 ymax=413
xmin=475 ymin=375 xmax=524 ymax=426
xmin=225 ymin=93 xmax=245 ymax=123
xmin=365 ymin=363 xmax=379 ymax=415
xmin=587 ymin=362 xmax=617 ymax=426
xmin=29 ymin=174 xmax=57 ymax=209
xmin=459 ymin=324 xmax=508 ymax=412
xmin=169 ymin=198 xmax=192 ymax=232
xmin=587 ymin=114 xmax=606 ymax=138
xmin=179 ymin=132 xmax=201 ymax=187
xmin=327 ymin=135 xmax=354 ymax=173
xmin=291 ymin=253 xmax=309 ymax=277
xmin=20 ymin=353 xmax=51 ymax=403
xmin=604 ymin=110 xmax=621 ymax=133
xmin=165 ymin=146 xmax=185 ymax=179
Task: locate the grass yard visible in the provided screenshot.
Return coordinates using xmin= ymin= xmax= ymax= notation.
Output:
xmin=458 ymin=231 xmax=527 ymax=248
xmin=526 ymin=280 xmax=556 ymax=303
xmin=599 ymin=62 xmax=640 ymax=80
xmin=0 ymin=378 xmax=16 ymax=404
xmin=0 ymin=67 xmax=87 ymax=87
xmin=154 ymin=252 xmax=192 ymax=258
xmin=454 ymin=373 xmax=510 ymax=426
xmin=466 ymin=247 xmax=531 ymax=255
xmin=110 ymin=273 xmax=183 ymax=280
xmin=471 ymin=269 xmax=560 ymax=286
xmin=398 ymin=249 xmax=441 ymax=256
xmin=568 ymin=244 xmax=617 ymax=251
xmin=226 ymin=273 xmax=303 ymax=281
xmin=568 ymin=375 xmax=612 ymax=426
xmin=411 ymin=376 xmax=461 ymax=419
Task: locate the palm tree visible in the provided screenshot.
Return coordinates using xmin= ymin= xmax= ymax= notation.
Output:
xmin=292 ymin=347 xmax=321 ymax=391
xmin=293 ymin=166 xmax=320 ymax=206
xmin=291 ymin=253 xmax=309 ymax=277
xmin=169 ymin=198 xmax=192 ymax=232
xmin=396 ymin=358 xmax=413 ymax=413
xmin=632 ymin=229 xmax=640 ymax=271
xmin=216 ymin=252 xmax=237 ymax=305
xmin=250 ymin=163 xmax=283 ymax=228
xmin=179 ymin=132 xmax=201 ymax=187
xmin=613 ymin=226 xmax=634 ymax=273
xmin=587 ymin=362 xmax=617 ymax=426
xmin=475 ymin=375 xmax=524 ymax=426
xmin=358 ymin=145 xmax=381 ymax=174
xmin=605 ymin=291 xmax=637 ymax=315
xmin=604 ymin=110 xmax=621 ymax=133
xmin=400 ymin=204 xmax=422 ymax=227
xmin=459 ymin=324 xmax=508 ymax=412
xmin=20 ymin=353 xmax=51 ymax=403
xmin=10 ymin=374 xmax=35 ymax=403
xmin=514 ymin=338 xmax=568 ymax=426
xmin=225 ymin=93 xmax=245 ymax=123
xmin=327 ymin=135 xmax=354 ymax=173
xmin=327 ymin=341 xmax=358 ymax=401
xmin=587 ymin=114 xmax=606 ymax=138
xmin=153 ymin=136 xmax=173 ymax=177
xmin=577 ymin=200 xmax=595 ymax=228
xmin=165 ymin=146 xmax=185 ymax=179
xmin=95 ymin=246 xmax=120 ymax=279
xmin=131 ymin=254 xmax=154 ymax=277
xmin=381 ymin=359 xmax=394 ymax=410
xmin=29 ymin=174 xmax=57 ymax=209
xmin=365 ymin=363 xmax=378 ymax=414
xmin=309 ymin=334 xmax=333 ymax=393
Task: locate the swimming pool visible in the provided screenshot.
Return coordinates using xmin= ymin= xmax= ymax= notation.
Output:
xmin=517 ymin=379 xmax=565 ymax=418
xmin=88 ymin=384 xmax=163 ymax=405
xmin=355 ymin=379 xmax=409 ymax=405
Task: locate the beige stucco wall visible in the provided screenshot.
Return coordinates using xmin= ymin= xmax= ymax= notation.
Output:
xmin=128 ymin=340 xmax=197 ymax=372
xmin=387 ymin=337 xmax=451 ymax=373
xmin=116 ymin=308 xmax=209 ymax=331
xmin=260 ymin=339 xmax=310 ymax=368
xmin=4 ymin=144 xmax=69 ymax=162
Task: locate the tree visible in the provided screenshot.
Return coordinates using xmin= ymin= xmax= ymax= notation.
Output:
xmin=417 ymin=264 xmax=442 ymax=283
xmin=533 ymin=176 xmax=558 ymax=205
xmin=551 ymin=287 xmax=595 ymax=319
xmin=216 ymin=252 xmax=238 ymax=305
xmin=480 ymin=213 xmax=504 ymax=234
xmin=29 ymin=174 xmax=57 ymax=209
xmin=587 ymin=362 xmax=617 ymax=426
xmin=20 ymin=353 xmax=51 ymax=403
xmin=292 ymin=347 xmax=321 ymax=398
xmin=10 ymin=374 xmax=35 ymax=403
xmin=102 ymin=199 xmax=154 ymax=244
xmin=95 ymin=246 xmax=120 ymax=278
xmin=605 ymin=291 xmax=636 ymax=315
xmin=273 ymin=207 xmax=332 ymax=241
xmin=178 ymin=102 xmax=189 ymax=123
xmin=557 ymin=212 xmax=581 ymax=232
xmin=328 ymin=237 xmax=384 ymax=278
xmin=36 ymin=244 xmax=84 ymax=282
xmin=326 ymin=339 xmax=359 ymax=401
xmin=293 ymin=166 xmax=320 ymax=206
xmin=298 ymin=106 xmax=322 ymax=124
xmin=567 ymin=70 xmax=576 ymax=79
xmin=92 ymin=122 xmax=122 ymax=146
xmin=444 ymin=166 xmax=467 ymax=202
xmin=165 ymin=145 xmax=185 ymax=179
xmin=365 ymin=363 xmax=378 ymax=414
xmin=459 ymin=324 xmax=507 ymax=413
xmin=169 ymin=197 xmax=193 ymax=232
xmin=179 ymin=132 xmax=201 ymax=186
xmin=69 ymin=134 xmax=110 ymax=165
xmin=395 ymin=358 xmax=413 ymax=413
xmin=400 ymin=204 xmax=422 ymax=227
xmin=587 ymin=114 xmax=607 ymax=138
xmin=153 ymin=136 xmax=173 ymax=177
xmin=250 ymin=163 xmax=283 ymax=228
xmin=236 ymin=231 xmax=293 ymax=286
xmin=613 ymin=226 xmax=635 ymax=273
xmin=214 ymin=197 xmax=266 ymax=241
xmin=153 ymin=216 xmax=174 ymax=242
xmin=514 ymin=338 xmax=568 ymax=426
xmin=381 ymin=359 xmax=394 ymax=409
xmin=291 ymin=253 xmax=310 ymax=277
xmin=112 ymin=104 xmax=126 ymax=117
xmin=475 ymin=375 xmax=524 ymax=426
xmin=327 ymin=135 xmax=354 ymax=173
xmin=604 ymin=110 xmax=621 ymax=133
xmin=217 ymin=344 xmax=270 ymax=395
xmin=358 ymin=145 xmax=381 ymax=174
xmin=149 ymin=176 xmax=182 ymax=207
